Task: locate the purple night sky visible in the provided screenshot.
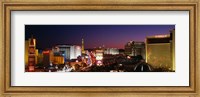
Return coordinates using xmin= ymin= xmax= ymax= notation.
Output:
xmin=25 ymin=25 xmax=175 ymax=49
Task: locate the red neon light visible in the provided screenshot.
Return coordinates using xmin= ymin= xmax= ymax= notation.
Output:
xmin=43 ymin=51 xmax=50 ymax=54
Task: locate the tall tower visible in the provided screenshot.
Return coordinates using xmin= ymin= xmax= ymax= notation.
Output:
xmin=81 ymin=38 xmax=85 ymax=55
xmin=28 ymin=35 xmax=36 ymax=72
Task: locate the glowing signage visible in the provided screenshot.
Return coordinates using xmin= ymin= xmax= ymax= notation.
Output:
xmin=154 ymin=35 xmax=170 ymax=38
xmin=43 ymin=50 xmax=50 ymax=54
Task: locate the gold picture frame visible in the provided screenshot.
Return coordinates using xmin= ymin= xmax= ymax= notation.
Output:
xmin=0 ymin=0 xmax=199 ymax=97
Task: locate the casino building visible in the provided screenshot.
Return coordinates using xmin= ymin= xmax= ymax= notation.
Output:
xmin=104 ymin=48 xmax=119 ymax=55
xmin=52 ymin=45 xmax=81 ymax=60
xmin=27 ymin=36 xmax=37 ymax=72
xmin=124 ymin=41 xmax=145 ymax=59
xmin=146 ymin=29 xmax=175 ymax=71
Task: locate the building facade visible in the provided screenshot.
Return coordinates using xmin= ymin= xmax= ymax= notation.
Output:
xmin=25 ymin=38 xmax=39 ymax=67
xmin=53 ymin=45 xmax=81 ymax=60
xmin=124 ymin=41 xmax=145 ymax=59
xmin=42 ymin=50 xmax=54 ymax=67
xmin=146 ymin=29 xmax=175 ymax=71
xmin=28 ymin=37 xmax=36 ymax=72
xmin=53 ymin=55 xmax=65 ymax=65
xmin=104 ymin=48 xmax=119 ymax=55
xmin=81 ymin=38 xmax=85 ymax=55
xmin=95 ymin=49 xmax=104 ymax=66
xmin=25 ymin=40 xmax=29 ymax=66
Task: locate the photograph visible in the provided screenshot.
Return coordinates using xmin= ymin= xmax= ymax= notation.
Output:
xmin=25 ymin=25 xmax=175 ymax=72
xmin=1 ymin=0 xmax=198 ymax=95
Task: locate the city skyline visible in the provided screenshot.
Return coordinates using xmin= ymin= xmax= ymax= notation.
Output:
xmin=25 ymin=25 xmax=175 ymax=49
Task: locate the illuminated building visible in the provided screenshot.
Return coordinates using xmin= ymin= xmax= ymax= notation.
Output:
xmin=25 ymin=40 xmax=29 ymax=66
xmin=54 ymin=45 xmax=81 ymax=60
xmin=124 ymin=41 xmax=145 ymax=59
xmin=25 ymin=36 xmax=39 ymax=71
xmin=52 ymin=46 xmax=65 ymax=64
xmin=124 ymin=41 xmax=132 ymax=55
xmin=42 ymin=50 xmax=54 ymax=67
xmin=81 ymin=38 xmax=85 ymax=55
xmin=53 ymin=55 xmax=65 ymax=65
xmin=146 ymin=29 xmax=175 ymax=71
xmin=35 ymin=49 xmax=38 ymax=64
xmin=54 ymin=56 xmax=64 ymax=64
xmin=95 ymin=49 xmax=104 ymax=66
xmin=104 ymin=48 xmax=119 ymax=55
xmin=28 ymin=36 xmax=36 ymax=72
